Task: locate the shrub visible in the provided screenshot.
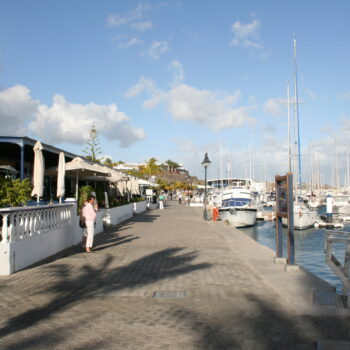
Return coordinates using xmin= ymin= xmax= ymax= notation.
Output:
xmin=78 ymin=185 xmax=94 ymax=212
xmin=0 ymin=178 xmax=32 ymax=208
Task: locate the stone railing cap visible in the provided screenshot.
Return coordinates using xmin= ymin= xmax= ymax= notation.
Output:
xmin=0 ymin=203 xmax=75 ymax=213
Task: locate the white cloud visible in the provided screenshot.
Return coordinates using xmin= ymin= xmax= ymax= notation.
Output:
xmin=0 ymin=84 xmax=145 ymax=147
xmin=130 ymin=21 xmax=153 ymax=31
xmin=124 ymin=76 xmax=156 ymax=98
xmin=126 ymin=62 xmax=254 ymax=131
xmin=168 ymin=60 xmax=185 ymax=86
xmin=264 ymin=98 xmax=287 ymax=116
xmin=29 ymin=95 xmax=145 ymax=147
xmin=0 ymin=85 xmax=39 ymax=135
xmin=340 ymin=114 xmax=350 ymax=131
xmin=106 ymin=3 xmax=150 ymax=27
xmin=118 ymin=37 xmax=143 ymax=49
xmin=165 ymin=85 xmax=252 ymax=130
xmin=143 ymin=83 xmax=253 ymax=130
xmin=143 ymin=41 xmax=170 ymax=59
xmin=106 ymin=14 xmax=128 ymax=27
xmin=230 ymin=19 xmax=262 ymax=48
xmin=340 ymin=91 xmax=350 ymax=100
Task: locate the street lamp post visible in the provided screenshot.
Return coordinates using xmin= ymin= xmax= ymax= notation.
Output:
xmin=201 ymin=153 xmax=211 ymax=220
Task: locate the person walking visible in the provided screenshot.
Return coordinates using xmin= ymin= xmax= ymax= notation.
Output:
xmin=178 ymin=193 xmax=182 ymax=205
xmin=82 ymin=194 xmax=98 ymax=253
xmin=159 ymin=192 xmax=165 ymax=210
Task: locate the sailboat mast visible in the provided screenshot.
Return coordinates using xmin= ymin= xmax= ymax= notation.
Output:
xmin=346 ymin=151 xmax=350 ymax=191
xmin=293 ymin=37 xmax=302 ymax=202
xmin=317 ymin=151 xmax=321 ymax=196
xmin=287 ymin=81 xmax=292 ymax=172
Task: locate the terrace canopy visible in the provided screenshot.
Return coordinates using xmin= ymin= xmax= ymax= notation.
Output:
xmin=46 ymin=157 xmax=111 ymax=199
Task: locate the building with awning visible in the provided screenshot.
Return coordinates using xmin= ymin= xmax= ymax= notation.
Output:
xmin=0 ymin=136 xmax=143 ymax=202
xmin=0 ymin=136 xmax=77 ymax=180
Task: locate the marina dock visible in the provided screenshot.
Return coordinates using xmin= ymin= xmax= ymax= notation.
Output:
xmin=0 ymin=201 xmax=350 ymax=349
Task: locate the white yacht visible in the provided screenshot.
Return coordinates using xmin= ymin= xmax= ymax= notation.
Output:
xmin=332 ymin=194 xmax=350 ymax=216
xmin=219 ymin=186 xmax=257 ymax=228
xmin=282 ymin=203 xmax=318 ymax=230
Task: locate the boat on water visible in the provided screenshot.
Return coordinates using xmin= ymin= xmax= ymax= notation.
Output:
xmin=219 ymin=187 xmax=257 ymax=228
xmin=332 ymin=194 xmax=350 ymax=216
xmin=282 ymin=203 xmax=318 ymax=230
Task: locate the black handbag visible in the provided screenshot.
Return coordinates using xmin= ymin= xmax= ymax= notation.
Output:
xmin=79 ymin=216 xmax=86 ymax=229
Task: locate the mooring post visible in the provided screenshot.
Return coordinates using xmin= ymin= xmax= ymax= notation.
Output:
xmin=287 ymin=173 xmax=295 ymax=265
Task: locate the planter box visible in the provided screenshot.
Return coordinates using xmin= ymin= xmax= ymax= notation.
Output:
xmin=102 ymin=204 xmax=133 ymax=226
xmin=147 ymin=202 xmax=158 ymax=210
xmin=133 ymin=201 xmax=147 ymax=214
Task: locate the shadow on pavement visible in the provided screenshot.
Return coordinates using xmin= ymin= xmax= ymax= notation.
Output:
xmin=0 ymin=247 xmax=211 ymax=349
xmin=165 ymin=293 xmax=350 ymax=350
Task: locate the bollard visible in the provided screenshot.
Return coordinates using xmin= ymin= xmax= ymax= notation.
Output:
xmin=212 ymin=207 xmax=219 ymax=221
xmin=326 ymin=194 xmax=333 ymax=223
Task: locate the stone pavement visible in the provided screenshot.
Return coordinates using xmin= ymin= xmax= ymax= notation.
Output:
xmin=1 ymin=202 xmax=350 ymax=350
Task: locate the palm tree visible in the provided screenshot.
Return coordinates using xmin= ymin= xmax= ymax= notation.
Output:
xmin=165 ymin=160 xmax=180 ymax=172
xmin=141 ymin=158 xmax=161 ymax=179
xmin=103 ymin=157 xmax=114 ymax=167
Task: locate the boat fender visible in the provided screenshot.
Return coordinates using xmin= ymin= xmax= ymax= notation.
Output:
xmin=314 ymin=222 xmax=319 ymax=228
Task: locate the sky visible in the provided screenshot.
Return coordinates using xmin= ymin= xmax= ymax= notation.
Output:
xmin=1 ymin=0 xmax=350 ymax=185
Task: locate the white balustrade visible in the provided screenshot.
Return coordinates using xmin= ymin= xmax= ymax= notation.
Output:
xmin=0 ymin=204 xmax=74 ymax=244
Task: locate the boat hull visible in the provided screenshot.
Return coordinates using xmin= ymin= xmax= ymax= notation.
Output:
xmin=221 ymin=208 xmax=257 ymax=228
xmin=282 ymin=211 xmax=318 ymax=230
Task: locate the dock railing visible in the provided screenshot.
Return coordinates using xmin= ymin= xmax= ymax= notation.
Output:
xmin=325 ymin=230 xmax=350 ymax=307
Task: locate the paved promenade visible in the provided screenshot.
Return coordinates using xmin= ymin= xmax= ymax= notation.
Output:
xmin=1 ymin=202 xmax=350 ymax=349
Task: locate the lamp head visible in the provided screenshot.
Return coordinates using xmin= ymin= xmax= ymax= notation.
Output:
xmin=201 ymin=153 xmax=211 ymax=168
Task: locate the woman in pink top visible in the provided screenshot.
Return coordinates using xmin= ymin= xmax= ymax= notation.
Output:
xmin=82 ymin=194 xmax=98 ymax=253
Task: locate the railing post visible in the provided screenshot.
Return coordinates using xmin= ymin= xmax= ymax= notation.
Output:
xmin=1 ymin=214 xmax=9 ymax=243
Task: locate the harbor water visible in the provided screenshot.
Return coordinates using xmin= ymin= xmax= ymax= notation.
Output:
xmin=240 ymin=208 xmax=348 ymax=293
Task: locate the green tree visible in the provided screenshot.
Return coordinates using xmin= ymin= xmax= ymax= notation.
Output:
xmin=125 ymin=168 xmax=145 ymax=179
xmin=0 ymin=178 xmax=32 ymax=208
xmin=140 ymin=158 xmax=161 ymax=179
xmin=83 ymin=123 xmax=102 ymax=162
xmin=156 ymin=178 xmax=170 ymax=191
xmin=164 ymin=160 xmax=180 ymax=172
xmin=78 ymin=185 xmax=94 ymax=212
xmin=103 ymin=157 xmax=113 ymax=167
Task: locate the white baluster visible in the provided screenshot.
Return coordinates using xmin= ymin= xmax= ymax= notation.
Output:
xmin=1 ymin=214 xmax=9 ymax=244
xmin=42 ymin=210 xmax=46 ymax=232
xmin=43 ymin=209 xmax=47 ymax=232
xmin=24 ymin=212 xmax=29 ymax=237
xmin=29 ymin=210 xmax=34 ymax=235
xmin=8 ymin=213 xmax=14 ymax=242
xmin=50 ymin=208 xmax=53 ymax=230
xmin=51 ymin=208 xmax=55 ymax=230
xmin=54 ymin=208 xmax=57 ymax=228
xmin=17 ymin=213 xmax=23 ymax=239
xmin=35 ymin=210 xmax=39 ymax=234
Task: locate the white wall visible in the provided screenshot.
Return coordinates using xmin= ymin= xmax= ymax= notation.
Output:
xmin=133 ymin=201 xmax=147 ymax=214
xmin=0 ymin=201 xmax=148 ymax=275
xmin=0 ymin=204 xmax=81 ymax=275
xmin=102 ymin=203 xmax=133 ymax=226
